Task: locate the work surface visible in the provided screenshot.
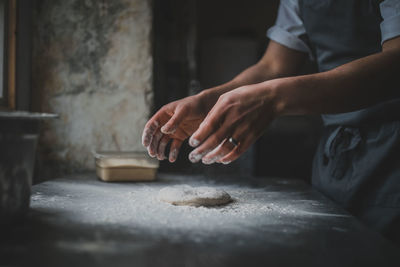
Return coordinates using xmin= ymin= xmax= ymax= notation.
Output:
xmin=1 ymin=173 xmax=399 ymax=267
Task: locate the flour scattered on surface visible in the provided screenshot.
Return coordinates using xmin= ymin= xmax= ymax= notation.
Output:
xmin=30 ymin=174 xmax=350 ymax=243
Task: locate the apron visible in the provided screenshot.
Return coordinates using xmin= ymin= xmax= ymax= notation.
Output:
xmin=300 ymin=0 xmax=400 ymax=243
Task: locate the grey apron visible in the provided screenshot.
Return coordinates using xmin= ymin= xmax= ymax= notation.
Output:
xmin=300 ymin=0 xmax=400 ymax=243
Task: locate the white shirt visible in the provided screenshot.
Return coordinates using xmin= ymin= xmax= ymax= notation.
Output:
xmin=267 ymin=0 xmax=400 ymax=54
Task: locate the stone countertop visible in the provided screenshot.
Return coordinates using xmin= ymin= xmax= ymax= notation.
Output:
xmin=1 ymin=173 xmax=399 ymax=267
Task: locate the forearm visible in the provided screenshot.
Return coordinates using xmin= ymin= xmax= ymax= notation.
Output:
xmin=273 ymin=46 xmax=400 ymax=116
xmin=198 ymin=62 xmax=282 ymax=110
xmin=198 ymin=41 xmax=307 ymax=111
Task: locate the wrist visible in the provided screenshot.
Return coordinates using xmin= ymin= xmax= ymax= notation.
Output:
xmin=262 ymin=79 xmax=288 ymax=117
xmin=267 ymin=76 xmax=307 ymax=117
xmin=197 ymin=87 xmax=223 ymax=110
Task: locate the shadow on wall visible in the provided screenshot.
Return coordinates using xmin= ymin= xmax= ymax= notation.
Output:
xmin=31 ymin=0 xmax=153 ymax=182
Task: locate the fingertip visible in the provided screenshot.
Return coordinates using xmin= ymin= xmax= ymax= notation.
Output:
xmin=148 ymin=145 xmax=157 ymax=157
xmin=142 ymin=134 xmax=151 ymax=147
xmin=147 ymin=147 xmax=156 ymax=158
xmin=158 ymin=136 xmax=170 ymax=160
xmin=149 ymin=132 xmax=162 ymax=156
xmin=188 ymin=151 xmax=204 ymax=163
xmin=188 ymin=120 xmax=210 ymax=147
xmin=160 ymin=125 xmax=168 ymax=134
xmin=142 ymin=120 xmax=160 ymax=147
xmin=161 ymin=124 xmax=176 ymax=134
xmin=189 ymin=137 xmax=200 ymax=147
xmin=220 ymin=150 xmax=237 ymax=164
xmin=202 ymin=157 xmax=214 ymax=165
xmin=145 ymin=120 xmax=159 ymax=132
xmin=219 ymin=153 xmax=234 ymax=165
xmin=169 ymin=149 xmax=178 ymax=163
xmin=169 ymin=139 xmax=183 ymax=163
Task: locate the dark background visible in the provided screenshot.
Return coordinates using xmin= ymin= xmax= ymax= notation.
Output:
xmin=153 ymin=0 xmax=322 ymax=182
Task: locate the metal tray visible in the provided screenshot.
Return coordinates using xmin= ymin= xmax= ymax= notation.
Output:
xmin=94 ymin=151 xmax=159 ymax=182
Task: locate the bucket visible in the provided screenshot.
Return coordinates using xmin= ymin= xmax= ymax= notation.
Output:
xmin=0 ymin=111 xmax=57 ymax=223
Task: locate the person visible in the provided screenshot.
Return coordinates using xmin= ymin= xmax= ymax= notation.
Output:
xmin=142 ymin=0 xmax=400 ymax=243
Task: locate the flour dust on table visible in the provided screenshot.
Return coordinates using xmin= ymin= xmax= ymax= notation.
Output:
xmin=30 ymin=174 xmax=353 ymax=245
xmin=158 ymin=185 xmax=232 ymax=206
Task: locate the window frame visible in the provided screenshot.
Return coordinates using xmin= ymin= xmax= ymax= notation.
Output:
xmin=0 ymin=0 xmax=16 ymax=110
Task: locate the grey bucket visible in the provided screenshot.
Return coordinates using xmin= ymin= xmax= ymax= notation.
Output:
xmin=0 ymin=111 xmax=57 ymax=223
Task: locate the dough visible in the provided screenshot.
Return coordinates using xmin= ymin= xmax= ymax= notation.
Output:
xmin=158 ymin=185 xmax=232 ymax=207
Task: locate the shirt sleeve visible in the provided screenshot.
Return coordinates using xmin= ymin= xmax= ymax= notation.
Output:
xmin=380 ymin=0 xmax=400 ymax=44
xmin=266 ymin=0 xmax=310 ymax=54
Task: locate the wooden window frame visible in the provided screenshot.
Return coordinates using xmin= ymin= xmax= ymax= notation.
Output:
xmin=0 ymin=0 xmax=16 ymax=110
xmin=1 ymin=0 xmax=32 ymax=111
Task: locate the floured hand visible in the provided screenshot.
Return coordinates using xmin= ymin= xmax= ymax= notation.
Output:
xmin=142 ymin=94 xmax=209 ymax=162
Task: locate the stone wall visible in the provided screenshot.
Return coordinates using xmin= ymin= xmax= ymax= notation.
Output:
xmin=32 ymin=0 xmax=153 ymax=177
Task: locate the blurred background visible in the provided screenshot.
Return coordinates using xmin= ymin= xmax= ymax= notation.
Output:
xmin=2 ymin=0 xmax=322 ymax=183
xmin=2 ymin=3 xmax=398 ymax=266
xmin=152 ymin=0 xmax=322 ymax=181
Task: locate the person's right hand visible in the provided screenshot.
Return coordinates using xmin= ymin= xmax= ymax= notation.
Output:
xmin=142 ymin=94 xmax=210 ymax=162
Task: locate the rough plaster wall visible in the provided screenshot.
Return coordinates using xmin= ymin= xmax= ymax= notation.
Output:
xmin=32 ymin=0 xmax=153 ymax=175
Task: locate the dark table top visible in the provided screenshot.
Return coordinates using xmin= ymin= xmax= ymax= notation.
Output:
xmin=1 ymin=173 xmax=399 ymax=267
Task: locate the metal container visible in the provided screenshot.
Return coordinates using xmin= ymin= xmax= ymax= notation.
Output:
xmin=95 ymin=151 xmax=159 ymax=182
xmin=0 ymin=111 xmax=57 ymax=224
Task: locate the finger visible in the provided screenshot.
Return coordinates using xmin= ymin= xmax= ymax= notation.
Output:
xmin=142 ymin=120 xmax=159 ymax=147
xmin=160 ymin=106 xmax=187 ymax=134
xmin=157 ymin=135 xmax=170 ymax=160
xmin=188 ymin=126 xmax=231 ymax=163
xmin=202 ymin=138 xmax=236 ymax=165
xmin=188 ymin=105 xmax=226 ymax=147
xmin=143 ymin=105 xmax=172 ymax=147
xmin=148 ymin=131 xmax=163 ymax=158
xmin=169 ymin=139 xmax=183 ymax=163
xmin=220 ymin=131 xmax=256 ymax=164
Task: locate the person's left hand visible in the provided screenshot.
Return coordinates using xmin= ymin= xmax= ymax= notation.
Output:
xmin=188 ymin=83 xmax=278 ymax=164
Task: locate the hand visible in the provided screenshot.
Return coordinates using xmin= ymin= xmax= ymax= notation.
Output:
xmin=142 ymin=94 xmax=210 ymax=162
xmin=188 ymin=83 xmax=277 ymax=165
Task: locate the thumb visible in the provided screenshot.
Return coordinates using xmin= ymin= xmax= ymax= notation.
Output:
xmin=160 ymin=107 xmax=187 ymax=134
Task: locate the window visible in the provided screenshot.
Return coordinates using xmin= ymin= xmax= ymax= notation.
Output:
xmin=0 ymin=0 xmax=5 ymax=101
xmin=0 ymin=0 xmax=18 ymax=110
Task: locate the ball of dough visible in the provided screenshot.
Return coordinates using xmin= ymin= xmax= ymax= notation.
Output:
xmin=158 ymin=185 xmax=232 ymax=207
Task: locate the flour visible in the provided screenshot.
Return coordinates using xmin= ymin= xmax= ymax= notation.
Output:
xmin=158 ymin=185 xmax=232 ymax=206
xmin=30 ymin=174 xmax=351 ymax=244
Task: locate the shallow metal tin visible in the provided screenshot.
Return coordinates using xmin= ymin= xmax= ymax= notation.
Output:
xmin=94 ymin=151 xmax=159 ymax=182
